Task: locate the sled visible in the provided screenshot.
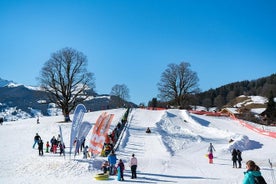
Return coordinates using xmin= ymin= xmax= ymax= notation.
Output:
xmin=94 ymin=172 xmax=109 ymax=180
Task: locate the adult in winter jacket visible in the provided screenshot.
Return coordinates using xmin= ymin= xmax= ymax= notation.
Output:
xmin=237 ymin=150 xmax=242 ymax=168
xmin=243 ymin=160 xmax=266 ymax=184
xmin=38 ymin=139 xmax=44 ymax=156
xmin=108 ymin=150 xmax=117 ymax=175
xmin=33 ymin=133 xmax=41 ymax=148
xmin=232 ymin=149 xmax=238 ymax=168
xmin=130 ymin=154 xmax=138 ymax=179
xmin=50 ymin=136 xmax=58 ymax=153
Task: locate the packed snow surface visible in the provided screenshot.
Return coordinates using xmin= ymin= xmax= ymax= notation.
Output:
xmin=0 ymin=108 xmax=275 ymax=184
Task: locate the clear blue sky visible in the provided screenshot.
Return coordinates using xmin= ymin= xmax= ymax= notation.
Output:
xmin=1 ymin=0 xmax=276 ymax=104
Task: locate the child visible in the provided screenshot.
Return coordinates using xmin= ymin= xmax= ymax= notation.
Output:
xmin=208 ymin=152 xmax=213 ymax=164
xmin=59 ymin=143 xmax=65 ymax=156
xmin=243 ymin=160 xmax=267 ymax=183
xmin=83 ymin=145 xmax=89 ymax=159
xmin=46 ymin=141 xmax=50 ymax=153
xmin=101 ymin=161 xmax=110 ymax=174
xmin=117 ymin=159 xmax=125 ymax=181
xmin=146 ymin=127 xmax=151 ymax=133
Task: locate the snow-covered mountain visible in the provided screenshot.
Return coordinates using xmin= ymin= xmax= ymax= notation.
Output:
xmin=0 ymin=78 xmax=136 ymax=121
xmin=0 ymin=77 xmax=15 ymax=87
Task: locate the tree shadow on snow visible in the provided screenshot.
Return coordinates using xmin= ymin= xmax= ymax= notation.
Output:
xmin=123 ymin=171 xmax=219 ymax=183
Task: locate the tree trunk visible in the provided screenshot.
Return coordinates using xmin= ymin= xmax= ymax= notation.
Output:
xmin=64 ymin=108 xmax=71 ymax=122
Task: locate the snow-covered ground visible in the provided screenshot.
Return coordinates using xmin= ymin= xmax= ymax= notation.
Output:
xmin=0 ymin=108 xmax=275 ymax=184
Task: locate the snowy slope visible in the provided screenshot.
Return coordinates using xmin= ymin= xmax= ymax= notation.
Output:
xmin=0 ymin=108 xmax=275 ymax=184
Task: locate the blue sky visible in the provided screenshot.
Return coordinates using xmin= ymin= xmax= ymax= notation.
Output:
xmin=1 ymin=0 xmax=276 ymax=104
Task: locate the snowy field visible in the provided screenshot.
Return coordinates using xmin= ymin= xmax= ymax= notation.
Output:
xmin=0 ymin=108 xmax=275 ymax=184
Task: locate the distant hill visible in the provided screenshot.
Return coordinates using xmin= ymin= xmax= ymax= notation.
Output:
xmin=0 ymin=78 xmax=137 ymax=120
xmin=195 ymin=74 xmax=276 ymax=110
xmin=0 ymin=78 xmax=15 ymax=87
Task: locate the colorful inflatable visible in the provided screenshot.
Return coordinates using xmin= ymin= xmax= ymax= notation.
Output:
xmin=94 ymin=172 xmax=109 ymax=180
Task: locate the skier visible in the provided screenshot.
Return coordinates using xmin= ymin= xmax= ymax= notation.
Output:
xmin=130 ymin=153 xmax=138 ymax=179
xmin=33 ymin=133 xmax=41 ymax=149
xmin=38 ymin=138 xmax=44 ymax=156
xmin=117 ymin=159 xmax=125 ymax=181
xmin=146 ymin=127 xmax=151 ymax=133
xmin=108 ymin=150 xmax=118 ymax=175
xmin=237 ymin=150 xmax=242 ymax=168
xmin=243 ymin=160 xmax=267 ymax=184
xmin=232 ymin=149 xmax=238 ymax=168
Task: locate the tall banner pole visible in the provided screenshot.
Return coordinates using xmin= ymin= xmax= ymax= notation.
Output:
xmin=69 ymin=104 xmax=86 ymax=159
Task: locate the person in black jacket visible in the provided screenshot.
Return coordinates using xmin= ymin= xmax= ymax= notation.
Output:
xmin=0 ymin=117 xmax=3 ymax=125
xmin=237 ymin=149 xmax=242 ymax=168
xmin=232 ymin=149 xmax=238 ymax=168
xmin=33 ymin=133 xmax=41 ymax=149
xmin=38 ymin=138 xmax=44 ymax=156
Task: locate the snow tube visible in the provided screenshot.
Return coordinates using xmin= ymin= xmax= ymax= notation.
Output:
xmin=94 ymin=173 xmax=109 ymax=180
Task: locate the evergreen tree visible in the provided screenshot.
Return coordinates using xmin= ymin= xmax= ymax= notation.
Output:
xmin=266 ymin=91 xmax=276 ymax=119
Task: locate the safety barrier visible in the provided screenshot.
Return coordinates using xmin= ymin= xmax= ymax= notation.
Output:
xmin=190 ymin=110 xmax=276 ymax=139
xmin=229 ymin=114 xmax=276 ymax=138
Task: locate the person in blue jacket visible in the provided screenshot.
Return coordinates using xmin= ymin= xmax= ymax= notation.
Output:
xmin=108 ymin=150 xmax=117 ymax=175
xmin=243 ymin=160 xmax=266 ymax=184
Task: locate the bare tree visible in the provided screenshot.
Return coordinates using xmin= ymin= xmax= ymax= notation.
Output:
xmin=38 ymin=47 xmax=95 ymax=121
xmin=157 ymin=62 xmax=199 ymax=108
xmin=214 ymin=95 xmax=225 ymax=110
xmin=110 ymin=84 xmax=130 ymax=101
xmin=202 ymin=98 xmax=212 ymax=111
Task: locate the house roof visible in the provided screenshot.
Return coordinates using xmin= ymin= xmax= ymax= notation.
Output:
xmin=220 ymin=108 xmax=239 ymax=114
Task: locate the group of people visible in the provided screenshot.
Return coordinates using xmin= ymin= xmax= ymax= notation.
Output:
xmin=208 ymin=143 xmax=267 ymax=183
xmin=101 ymin=109 xmax=130 ymax=157
xmin=231 ymin=148 xmax=242 ymax=168
xmin=33 ymin=133 xmax=44 ymax=156
xmin=33 ymin=133 xmax=65 ymax=156
xmin=50 ymin=134 xmax=65 ymax=155
xmin=100 ymin=150 xmax=138 ymax=181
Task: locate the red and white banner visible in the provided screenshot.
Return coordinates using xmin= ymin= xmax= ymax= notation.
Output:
xmin=89 ymin=113 xmax=114 ymax=155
